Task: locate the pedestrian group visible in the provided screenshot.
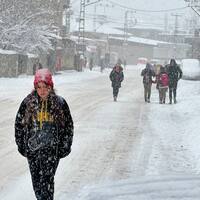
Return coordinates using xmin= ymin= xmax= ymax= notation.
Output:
xmin=141 ymin=58 xmax=182 ymax=104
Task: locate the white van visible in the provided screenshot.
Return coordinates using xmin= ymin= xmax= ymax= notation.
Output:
xmin=181 ymin=59 xmax=200 ymax=80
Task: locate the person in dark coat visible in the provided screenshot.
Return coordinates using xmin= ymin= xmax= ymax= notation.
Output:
xmin=166 ymin=59 xmax=182 ymax=104
xmin=109 ymin=63 xmax=124 ymax=101
xmin=89 ymin=57 xmax=94 ymax=71
xmin=141 ymin=62 xmax=156 ymax=103
xmin=15 ymin=68 xmax=74 ymax=200
xmin=33 ymin=59 xmax=43 ymax=75
xmin=100 ymin=56 xmax=105 ymax=73
xmin=123 ymin=59 xmax=127 ymax=69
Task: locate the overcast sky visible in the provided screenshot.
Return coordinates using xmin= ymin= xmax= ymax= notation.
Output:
xmin=118 ymin=0 xmax=186 ymax=10
xmin=71 ymin=0 xmax=190 ymax=31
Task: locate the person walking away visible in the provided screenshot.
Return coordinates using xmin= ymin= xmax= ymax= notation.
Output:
xmin=73 ymin=53 xmax=80 ymax=71
xmin=100 ymin=56 xmax=105 ymax=73
xmin=141 ymin=62 xmax=156 ymax=103
xmin=109 ymin=63 xmax=124 ymax=101
xmin=156 ymin=66 xmax=169 ymax=104
xmin=123 ymin=59 xmax=127 ymax=70
xmin=33 ymin=58 xmax=43 ymax=75
xmin=89 ymin=57 xmax=94 ymax=71
xmin=15 ymin=68 xmax=74 ymax=200
xmin=79 ymin=54 xmax=85 ymax=71
xmin=166 ymin=59 xmax=182 ymax=104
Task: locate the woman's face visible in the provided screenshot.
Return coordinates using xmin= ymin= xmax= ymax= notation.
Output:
xmin=36 ymin=82 xmax=51 ymax=100
xmin=115 ymin=65 xmax=120 ymax=72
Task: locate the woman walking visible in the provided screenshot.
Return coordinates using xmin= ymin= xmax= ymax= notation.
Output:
xmin=166 ymin=59 xmax=182 ymax=104
xmin=141 ymin=63 xmax=155 ymax=103
xmin=109 ymin=63 xmax=124 ymax=101
xmin=15 ymin=68 xmax=74 ymax=200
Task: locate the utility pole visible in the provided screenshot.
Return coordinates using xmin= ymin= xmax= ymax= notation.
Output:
xmin=123 ymin=11 xmax=137 ymax=44
xmin=63 ymin=0 xmax=72 ymax=36
xmin=171 ymin=13 xmax=182 ymax=43
xmin=122 ymin=11 xmax=129 ymax=67
xmin=123 ymin=10 xmax=136 ymax=64
xmin=77 ymin=0 xmax=86 ymax=56
xmin=184 ymin=0 xmax=200 ymax=59
xmin=164 ymin=13 xmax=168 ymax=33
xmin=184 ymin=0 xmax=200 ymax=16
xmin=76 ymin=0 xmax=102 ymax=71
xmin=77 ymin=0 xmax=101 ymax=55
xmin=124 ymin=10 xmax=129 ymax=45
xmin=171 ymin=13 xmax=182 ymax=59
xmin=93 ymin=4 xmax=97 ymax=32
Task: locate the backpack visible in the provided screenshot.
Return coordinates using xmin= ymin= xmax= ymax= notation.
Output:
xmin=159 ymin=73 xmax=169 ymax=87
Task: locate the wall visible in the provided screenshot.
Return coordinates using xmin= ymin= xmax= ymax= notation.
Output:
xmin=153 ymin=43 xmax=191 ymax=62
xmin=0 ymin=53 xmax=28 ymax=77
xmin=108 ymin=38 xmax=154 ymax=65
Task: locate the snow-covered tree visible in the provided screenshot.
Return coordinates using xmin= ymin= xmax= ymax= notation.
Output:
xmin=0 ymin=0 xmax=63 ymax=54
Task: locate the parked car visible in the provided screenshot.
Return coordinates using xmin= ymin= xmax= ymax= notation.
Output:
xmin=137 ymin=57 xmax=147 ymax=65
xmin=181 ymin=59 xmax=200 ymax=80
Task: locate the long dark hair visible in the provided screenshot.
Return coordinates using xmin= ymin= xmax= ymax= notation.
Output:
xmin=170 ymin=59 xmax=177 ymax=66
xmin=24 ymin=89 xmax=66 ymax=127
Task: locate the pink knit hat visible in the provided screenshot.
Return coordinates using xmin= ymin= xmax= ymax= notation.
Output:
xmin=34 ymin=68 xmax=53 ymax=88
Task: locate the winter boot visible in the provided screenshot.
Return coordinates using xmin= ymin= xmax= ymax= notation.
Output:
xmin=174 ymin=98 xmax=177 ymax=104
xmin=163 ymin=98 xmax=165 ymax=104
xmin=169 ymin=98 xmax=172 ymax=104
xmin=114 ymin=96 xmax=117 ymax=102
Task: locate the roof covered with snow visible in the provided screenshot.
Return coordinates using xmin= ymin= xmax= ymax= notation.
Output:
xmin=109 ymin=35 xmax=169 ymax=46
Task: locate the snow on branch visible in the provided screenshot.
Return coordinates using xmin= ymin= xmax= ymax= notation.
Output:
xmin=0 ymin=1 xmax=60 ymax=54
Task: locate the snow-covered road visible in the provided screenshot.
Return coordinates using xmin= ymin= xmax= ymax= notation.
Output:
xmin=0 ymin=66 xmax=200 ymax=200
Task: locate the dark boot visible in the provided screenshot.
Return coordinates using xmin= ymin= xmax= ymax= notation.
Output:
xmin=169 ymin=98 xmax=172 ymax=104
xmin=174 ymin=98 xmax=177 ymax=104
xmin=163 ymin=98 xmax=165 ymax=104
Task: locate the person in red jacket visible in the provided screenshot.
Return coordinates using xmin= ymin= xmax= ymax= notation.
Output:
xmin=15 ymin=68 xmax=74 ymax=200
xmin=156 ymin=65 xmax=169 ymax=104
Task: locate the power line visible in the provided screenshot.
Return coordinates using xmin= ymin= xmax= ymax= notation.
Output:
xmin=72 ymin=12 xmax=177 ymax=30
xmin=107 ymin=0 xmax=189 ymax=13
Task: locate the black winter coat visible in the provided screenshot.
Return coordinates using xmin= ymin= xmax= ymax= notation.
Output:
xmin=141 ymin=68 xmax=155 ymax=84
xmin=109 ymin=68 xmax=124 ymax=88
xmin=166 ymin=64 xmax=182 ymax=88
xmin=15 ymin=91 xmax=74 ymax=159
